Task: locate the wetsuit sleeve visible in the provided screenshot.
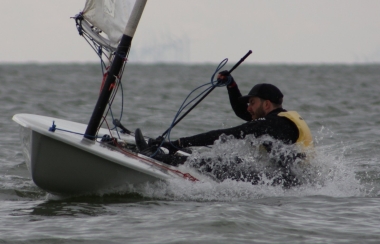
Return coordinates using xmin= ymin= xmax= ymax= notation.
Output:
xmin=179 ymin=116 xmax=299 ymax=147
xmin=227 ymin=84 xmax=251 ymax=121
xmin=180 ymin=122 xmax=254 ymax=147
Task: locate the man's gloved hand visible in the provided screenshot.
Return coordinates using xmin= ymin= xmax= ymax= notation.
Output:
xmin=218 ymin=70 xmax=236 ymax=88
xmin=147 ymin=136 xmax=164 ymax=147
xmin=148 ymin=137 xmax=182 ymax=155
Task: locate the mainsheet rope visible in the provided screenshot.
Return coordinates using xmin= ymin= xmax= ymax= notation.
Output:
xmin=150 ymin=58 xmax=233 ymax=157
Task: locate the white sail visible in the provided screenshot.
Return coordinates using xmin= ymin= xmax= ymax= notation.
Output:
xmin=82 ymin=0 xmax=136 ymax=49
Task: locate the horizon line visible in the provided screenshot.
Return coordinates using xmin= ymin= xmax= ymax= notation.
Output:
xmin=1 ymin=61 xmax=380 ymax=66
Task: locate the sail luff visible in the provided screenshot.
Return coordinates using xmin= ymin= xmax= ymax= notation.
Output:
xmin=84 ymin=0 xmax=147 ymax=140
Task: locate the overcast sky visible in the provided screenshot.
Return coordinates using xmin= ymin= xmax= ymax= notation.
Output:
xmin=1 ymin=0 xmax=380 ymax=64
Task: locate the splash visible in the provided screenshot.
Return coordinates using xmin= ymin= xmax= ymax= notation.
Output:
xmin=124 ymin=131 xmax=366 ymax=201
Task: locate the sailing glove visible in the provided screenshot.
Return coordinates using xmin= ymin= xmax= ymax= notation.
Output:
xmin=218 ymin=70 xmax=236 ymax=88
xmin=148 ymin=137 xmax=182 ymax=155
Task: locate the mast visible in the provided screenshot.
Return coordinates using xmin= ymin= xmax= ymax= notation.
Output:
xmin=84 ymin=0 xmax=147 ymax=140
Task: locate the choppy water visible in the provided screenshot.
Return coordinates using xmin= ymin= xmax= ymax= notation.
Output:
xmin=1 ymin=63 xmax=380 ymax=243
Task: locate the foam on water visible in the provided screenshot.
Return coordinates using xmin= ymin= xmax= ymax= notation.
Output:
xmin=102 ymin=128 xmax=367 ymax=202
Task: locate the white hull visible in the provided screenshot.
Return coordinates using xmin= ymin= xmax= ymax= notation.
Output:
xmin=13 ymin=114 xmax=202 ymax=195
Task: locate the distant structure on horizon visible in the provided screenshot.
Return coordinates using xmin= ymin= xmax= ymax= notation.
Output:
xmin=353 ymin=48 xmax=380 ymax=63
xmin=128 ymin=34 xmax=190 ymax=63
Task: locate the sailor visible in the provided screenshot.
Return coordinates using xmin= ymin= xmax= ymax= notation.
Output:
xmin=135 ymin=72 xmax=313 ymax=186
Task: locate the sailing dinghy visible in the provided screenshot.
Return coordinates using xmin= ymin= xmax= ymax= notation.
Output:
xmin=12 ymin=0 xmax=207 ymax=196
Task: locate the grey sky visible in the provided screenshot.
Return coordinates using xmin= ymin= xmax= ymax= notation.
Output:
xmin=2 ymin=0 xmax=380 ymax=64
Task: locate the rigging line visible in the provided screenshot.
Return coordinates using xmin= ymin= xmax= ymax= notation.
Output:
xmin=81 ymin=33 xmax=108 ymax=69
xmin=107 ymin=105 xmax=119 ymax=137
xmin=113 ymin=142 xmax=198 ymax=182
xmin=97 ymin=46 xmax=106 ymax=75
xmin=148 ymin=59 xmax=229 ymax=157
xmin=102 ymin=61 xmax=126 ymax=125
xmin=108 ymin=54 xmax=127 ymax=112
xmin=148 ymin=85 xmax=214 ymax=157
xmin=152 ymin=85 xmax=214 ymax=155
xmin=163 ymin=58 xmax=229 ymax=140
xmin=75 ymin=14 xmax=127 ymax=139
xmin=114 ymin=61 xmax=127 ymax=123
xmin=177 ymin=84 xmax=212 ymax=112
xmin=77 ymin=16 xmax=113 ymax=55
xmin=162 ymin=49 xmax=252 ymax=152
xmin=81 ymin=30 xmax=130 ymax=135
xmin=96 ymin=118 xmax=198 ymax=182
xmin=167 ymin=84 xmax=213 ymax=126
xmin=75 ymin=14 xmax=112 ymax=68
xmin=98 ymin=56 xmax=127 ymax=138
xmin=103 ymin=49 xmax=128 ymax=108
xmin=103 ymin=116 xmax=120 ymax=142
xmin=79 ymin=29 xmax=112 ymax=68
xmin=175 ymin=58 xmax=227 ymax=116
xmin=98 ymin=75 xmax=121 ymax=135
xmin=49 ymin=121 xmax=103 ymax=139
xmin=105 ymin=80 xmax=124 ymax=138
xmin=173 ymin=85 xmax=213 ymax=118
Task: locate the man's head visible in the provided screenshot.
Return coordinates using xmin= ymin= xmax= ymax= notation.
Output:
xmin=239 ymin=83 xmax=283 ymax=120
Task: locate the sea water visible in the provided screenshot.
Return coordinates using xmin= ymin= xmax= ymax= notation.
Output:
xmin=1 ymin=63 xmax=380 ymax=243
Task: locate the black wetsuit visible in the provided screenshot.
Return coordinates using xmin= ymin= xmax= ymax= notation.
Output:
xmin=180 ymin=84 xmax=299 ymax=147
xmin=155 ymin=84 xmax=300 ymax=168
xmin=180 ymin=108 xmax=298 ymax=147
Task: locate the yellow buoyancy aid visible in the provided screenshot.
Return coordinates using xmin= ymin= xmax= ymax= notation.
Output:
xmin=278 ymin=111 xmax=313 ymax=149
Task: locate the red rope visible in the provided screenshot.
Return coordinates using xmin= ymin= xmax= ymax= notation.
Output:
xmin=102 ymin=119 xmax=198 ymax=182
xmin=115 ymin=143 xmax=199 ymax=182
xmin=99 ymin=66 xmax=111 ymax=94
